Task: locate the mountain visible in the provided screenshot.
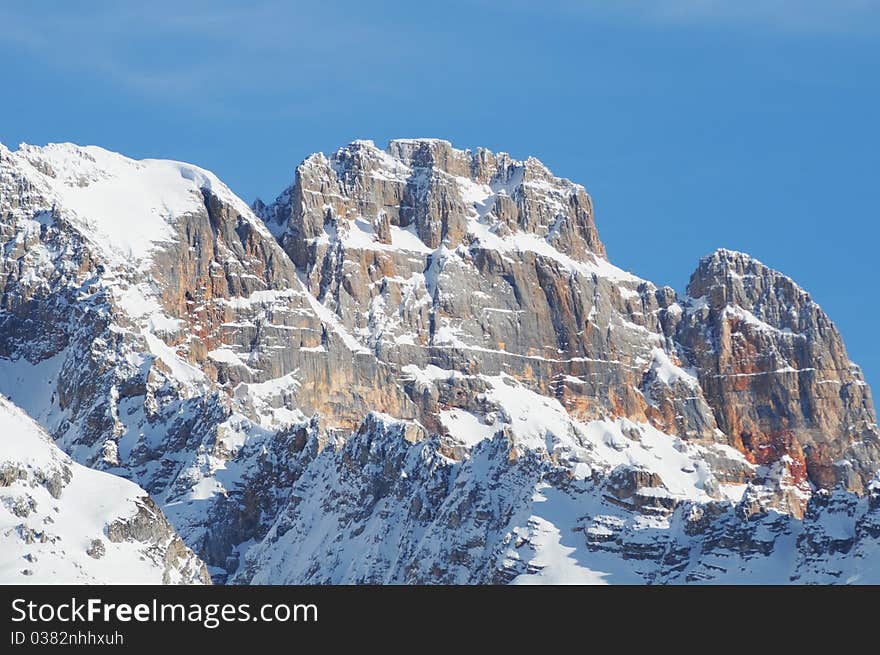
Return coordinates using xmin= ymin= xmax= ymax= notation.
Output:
xmin=1 ymin=138 xmax=878 ymax=584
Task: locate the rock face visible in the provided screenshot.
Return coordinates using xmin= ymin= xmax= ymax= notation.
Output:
xmin=0 ymin=397 xmax=209 ymax=583
xmin=1 ymin=138 xmax=879 ymax=584
xmin=260 ymin=139 xmax=692 ymax=433
xmin=679 ymin=249 xmax=880 ymax=496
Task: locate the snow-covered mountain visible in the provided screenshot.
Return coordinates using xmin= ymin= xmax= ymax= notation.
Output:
xmin=1 ymin=138 xmax=878 ymax=583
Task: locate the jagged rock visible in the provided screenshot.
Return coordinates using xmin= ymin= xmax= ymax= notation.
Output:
xmin=679 ymin=249 xmax=880 ymax=493
xmin=85 ymin=538 xmax=105 ymax=559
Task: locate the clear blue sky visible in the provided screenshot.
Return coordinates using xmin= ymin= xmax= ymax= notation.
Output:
xmin=1 ymin=1 xmax=878 ymax=392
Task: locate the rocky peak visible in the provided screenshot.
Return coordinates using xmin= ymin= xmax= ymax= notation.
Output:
xmin=688 ymin=248 xmax=826 ymax=334
xmin=263 ymin=138 xmax=605 ymax=263
xmin=680 ymin=248 xmax=879 ymax=494
xmin=251 ymin=140 xmax=675 ymax=436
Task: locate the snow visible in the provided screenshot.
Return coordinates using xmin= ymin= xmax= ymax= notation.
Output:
xmin=439 ymin=409 xmax=499 ymax=446
xmin=389 ymin=223 xmax=433 ymax=253
xmin=466 ymin=212 xmax=641 ymax=284
xmin=337 ymin=217 xmax=435 ymax=254
xmin=478 ymin=375 xmax=572 ymax=451
xmin=218 ymin=288 xmax=300 ymax=310
xmin=719 ymin=483 xmax=749 ymax=502
xmin=401 ymin=364 xmax=462 ymax=392
xmin=420 ymin=371 xmax=746 ymax=506
xmin=207 ymin=347 xmax=253 ymax=370
xmin=512 ymin=484 xmax=644 ymax=585
xmin=11 ymin=142 xmax=271 ymax=269
xmin=234 ymin=372 xmax=304 ymax=428
xmin=711 ymin=367 xmax=817 ymax=379
xmin=722 ymin=304 xmax=805 ymax=339
xmin=0 ymin=398 xmax=192 ymax=583
xmin=0 ymin=354 xmax=67 ymax=433
xmin=512 ymin=515 xmax=609 ymax=584
xmin=0 ymin=397 xmax=63 ymax=467
xmin=144 ymin=333 xmax=207 ymax=385
xmin=647 ymin=348 xmax=700 ymax=387
xmin=238 ymin=371 xmax=302 ymax=399
xmin=112 ymin=282 xmax=183 ymax=333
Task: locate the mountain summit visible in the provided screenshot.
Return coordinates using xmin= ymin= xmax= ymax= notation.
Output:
xmin=1 ymin=139 xmax=878 ymax=583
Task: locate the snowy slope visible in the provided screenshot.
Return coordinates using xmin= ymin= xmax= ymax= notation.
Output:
xmin=6 ymin=142 xmax=267 ymax=268
xmin=236 ymin=404 xmax=880 ymax=585
xmin=0 ymin=396 xmax=209 ymax=584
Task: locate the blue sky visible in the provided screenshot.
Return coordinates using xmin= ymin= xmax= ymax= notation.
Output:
xmin=1 ymin=1 xmax=878 ymax=390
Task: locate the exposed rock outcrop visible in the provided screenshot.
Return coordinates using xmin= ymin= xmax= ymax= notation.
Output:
xmin=679 ymin=249 xmax=880 ymax=494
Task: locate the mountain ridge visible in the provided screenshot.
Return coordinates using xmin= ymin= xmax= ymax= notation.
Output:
xmin=1 ymin=138 xmax=878 ymax=583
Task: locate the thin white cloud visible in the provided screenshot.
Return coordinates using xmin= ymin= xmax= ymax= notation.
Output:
xmin=1 ymin=0 xmax=876 ymax=123
xmin=0 ymin=2 xmax=413 ymax=117
xmin=569 ymin=0 xmax=880 ymax=34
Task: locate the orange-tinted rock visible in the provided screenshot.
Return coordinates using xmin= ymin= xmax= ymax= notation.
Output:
xmin=679 ymin=249 xmax=880 ymax=492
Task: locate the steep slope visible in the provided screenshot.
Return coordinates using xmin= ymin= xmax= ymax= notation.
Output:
xmin=1 ymin=138 xmax=879 ymax=584
xmin=0 ymin=396 xmax=209 ymax=583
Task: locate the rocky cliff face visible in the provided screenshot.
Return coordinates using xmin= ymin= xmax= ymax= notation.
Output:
xmin=1 ymin=138 xmax=878 ymax=583
xmin=679 ymin=249 xmax=879 ymax=496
